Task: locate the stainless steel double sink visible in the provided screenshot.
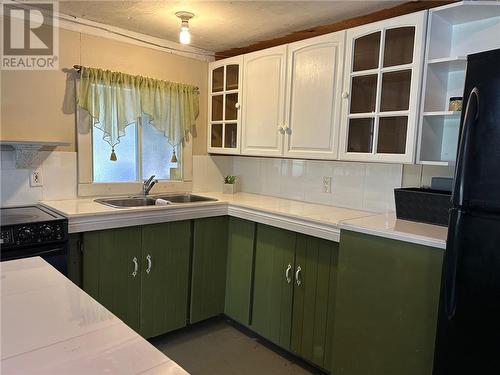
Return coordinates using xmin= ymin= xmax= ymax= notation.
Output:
xmin=95 ymin=194 xmax=217 ymax=208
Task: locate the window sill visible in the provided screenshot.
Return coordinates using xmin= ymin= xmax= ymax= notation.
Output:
xmin=78 ymin=180 xmax=193 ymax=197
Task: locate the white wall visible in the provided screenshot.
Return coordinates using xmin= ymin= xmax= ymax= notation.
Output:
xmin=0 ymin=151 xmax=77 ymax=207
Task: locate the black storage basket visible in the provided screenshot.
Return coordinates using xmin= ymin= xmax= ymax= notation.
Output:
xmin=394 ymin=188 xmax=451 ymax=226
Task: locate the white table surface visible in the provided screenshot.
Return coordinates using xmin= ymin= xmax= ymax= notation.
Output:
xmin=0 ymin=257 xmax=188 ymax=375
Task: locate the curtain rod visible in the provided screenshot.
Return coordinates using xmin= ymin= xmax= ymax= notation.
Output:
xmin=72 ymin=65 xmax=199 ymax=91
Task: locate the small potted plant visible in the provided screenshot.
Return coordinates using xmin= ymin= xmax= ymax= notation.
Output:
xmin=223 ymin=175 xmax=238 ymax=194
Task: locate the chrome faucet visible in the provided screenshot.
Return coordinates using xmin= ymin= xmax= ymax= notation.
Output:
xmin=142 ymin=175 xmax=158 ymax=195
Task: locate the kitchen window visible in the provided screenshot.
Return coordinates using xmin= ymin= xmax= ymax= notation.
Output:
xmin=76 ymin=67 xmax=198 ymax=196
xmin=92 ymin=114 xmax=182 ymax=183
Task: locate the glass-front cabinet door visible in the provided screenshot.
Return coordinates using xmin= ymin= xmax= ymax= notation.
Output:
xmin=339 ymin=11 xmax=426 ymax=163
xmin=208 ymin=56 xmax=243 ymax=154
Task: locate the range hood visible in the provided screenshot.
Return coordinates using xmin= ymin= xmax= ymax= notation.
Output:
xmin=0 ymin=140 xmax=69 ymax=169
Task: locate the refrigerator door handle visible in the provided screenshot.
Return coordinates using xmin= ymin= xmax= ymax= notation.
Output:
xmin=452 ymin=87 xmax=479 ymax=207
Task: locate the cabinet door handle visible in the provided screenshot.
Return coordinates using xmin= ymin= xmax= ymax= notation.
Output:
xmin=146 ymin=254 xmax=152 ymax=274
xmin=132 ymin=257 xmax=138 ymax=277
xmin=284 ymin=126 xmax=292 ymax=135
xmin=235 ymin=103 xmax=241 ymax=109
xmin=342 ymin=91 xmax=349 ymax=99
xmin=285 ymin=264 xmax=292 ymax=284
xmin=295 ymin=266 xmax=302 ymax=286
xmin=278 ymin=126 xmax=285 ymax=134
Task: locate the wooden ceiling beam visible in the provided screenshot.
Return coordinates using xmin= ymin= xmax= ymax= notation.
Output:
xmin=215 ymin=0 xmax=456 ymax=59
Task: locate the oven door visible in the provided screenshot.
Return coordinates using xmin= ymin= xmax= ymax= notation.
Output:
xmin=0 ymin=244 xmax=68 ymax=276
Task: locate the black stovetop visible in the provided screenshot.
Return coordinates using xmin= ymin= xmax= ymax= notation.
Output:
xmin=0 ymin=205 xmax=65 ymax=227
xmin=0 ymin=205 xmax=68 ymax=249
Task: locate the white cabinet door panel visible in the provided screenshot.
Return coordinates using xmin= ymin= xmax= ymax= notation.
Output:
xmin=241 ymin=46 xmax=287 ymax=156
xmin=338 ymin=11 xmax=427 ymax=163
xmin=284 ymin=32 xmax=345 ymax=159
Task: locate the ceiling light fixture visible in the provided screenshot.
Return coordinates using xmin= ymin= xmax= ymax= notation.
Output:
xmin=175 ymin=11 xmax=194 ymax=45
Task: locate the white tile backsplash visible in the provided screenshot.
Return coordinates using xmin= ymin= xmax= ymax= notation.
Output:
xmin=192 ymin=155 xmax=233 ymax=193
xmin=1 ymin=151 xmax=77 ymax=207
xmin=279 ymin=159 xmax=306 ymax=201
xmin=363 ymin=163 xmax=403 ymax=212
xmin=401 ymin=164 xmax=454 ymax=188
xmin=228 ymin=157 xmax=405 ymax=213
xmin=304 ymin=161 xmax=334 ymax=205
xmin=0 ymin=150 xmax=414 ymax=213
xmin=331 ymin=161 xmax=365 ymax=210
xmin=260 ymin=158 xmax=282 ymax=197
xmin=41 ymin=152 xmax=77 ymax=201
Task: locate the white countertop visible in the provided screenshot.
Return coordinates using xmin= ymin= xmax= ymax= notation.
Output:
xmin=0 ymin=257 xmax=187 ymax=375
xmin=41 ymin=192 xmax=447 ymax=248
xmin=339 ymin=212 xmax=448 ymax=249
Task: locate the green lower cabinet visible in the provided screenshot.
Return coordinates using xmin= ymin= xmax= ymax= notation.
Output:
xmin=190 ymin=216 xmax=229 ymax=324
xmin=82 ymin=222 xmax=192 ymax=337
xmin=291 ymin=235 xmax=338 ymax=370
xmin=224 ymin=217 xmax=256 ymax=325
xmin=68 ymin=233 xmax=82 ymax=287
xmin=251 ymin=224 xmax=296 ymax=350
xmin=83 ymin=226 xmax=142 ymax=332
xmin=331 ymin=230 xmax=444 ymax=375
xmin=140 ymin=221 xmax=191 ymax=338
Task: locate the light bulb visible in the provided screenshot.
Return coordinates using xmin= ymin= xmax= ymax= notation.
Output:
xmin=179 ymin=26 xmax=190 ymax=44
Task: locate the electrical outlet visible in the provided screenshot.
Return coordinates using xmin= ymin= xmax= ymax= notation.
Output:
xmin=322 ymin=176 xmax=332 ymax=193
xmin=30 ymin=168 xmax=43 ymax=187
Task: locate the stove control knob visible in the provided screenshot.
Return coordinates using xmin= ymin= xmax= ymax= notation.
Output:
xmin=17 ymin=227 xmax=33 ymax=243
xmin=39 ymin=224 xmax=53 ymax=240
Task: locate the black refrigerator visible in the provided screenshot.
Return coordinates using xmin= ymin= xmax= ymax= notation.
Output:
xmin=433 ymin=48 xmax=500 ymax=374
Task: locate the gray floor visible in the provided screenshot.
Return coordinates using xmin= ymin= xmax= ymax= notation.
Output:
xmin=150 ymin=319 xmax=316 ymax=375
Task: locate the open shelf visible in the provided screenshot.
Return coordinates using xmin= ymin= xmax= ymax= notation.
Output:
xmin=418 ymin=2 xmax=498 ymax=166
xmin=431 ymin=1 xmax=500 ymax=25
xmin=427 ymin=2 xmax=500 ymax=61
xmin=419 ymin=115 xmax=460 ymax=166
xmin=423 ymin=111 xmax=461 ymax=117
xmin=427 ymin=56 xmax=467 ymax=72
xmin=419 ymin=160 xmax=452 ymax=167
xmin=427 ymin=56 xmax=466 ymax=64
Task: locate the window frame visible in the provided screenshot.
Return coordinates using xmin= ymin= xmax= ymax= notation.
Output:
xmin=77 ymin=102 xmax=193 ymax=197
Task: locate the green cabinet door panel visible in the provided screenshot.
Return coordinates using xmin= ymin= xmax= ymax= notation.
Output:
xmin=140 ymin=221 xmax=191 ymax=338
xmin=83 ymin=227 xmax=142 ymax=332
xmin=191 ymin=216 xmax=229 ymax=323
xmin=291 ymin=235 xmax=338 ymax=369
xmin=331 ymin=230 xmax=444 ymax=375
xmin=68 ymin=233 xmax=82 ymax=287
xmin=252 ymin=224 xmax=296 ymax=350
xmin=225 ymin=217 xmax=256 ymax=325
xmin=82 ymin=231 xmax=100 ymax=300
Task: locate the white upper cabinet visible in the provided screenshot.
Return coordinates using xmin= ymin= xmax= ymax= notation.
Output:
xmin=207 ymin=56 xmax=243 ymax=154
xmin=241 ymin=45 xmax=287 ymax=156
xmin=284 ymin=32 xmax=345 ymax=159
xmin=338 ymin=11 xmax=427 ymax=163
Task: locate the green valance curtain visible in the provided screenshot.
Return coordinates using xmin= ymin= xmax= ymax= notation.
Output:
xmin=77 ymin=67 xmax=199 ymax=160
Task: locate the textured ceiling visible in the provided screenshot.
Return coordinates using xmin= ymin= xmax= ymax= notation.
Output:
xmin=58 ymin=1 xmax=405 ymax=53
